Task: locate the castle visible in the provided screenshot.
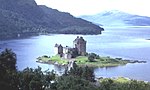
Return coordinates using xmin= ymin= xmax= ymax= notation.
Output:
xmin=54 ymin=36 xmax=86 ymax=59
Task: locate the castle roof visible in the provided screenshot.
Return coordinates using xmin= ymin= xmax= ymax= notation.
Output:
xmin=58 ymin=44 xmax=63 ymax=48
xmin=73 ymin=36 xmax=86 ymax=43
xmin=54 ymin=43 xmax=63 ymax=48
xmin=54 ymin=43 xmax=59 ymax=47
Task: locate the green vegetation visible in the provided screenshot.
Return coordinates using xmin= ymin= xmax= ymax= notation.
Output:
xmin=114 ymin=77 xmax=130 ymax=83
xmin=76 ymin=56 xmax=88 ymax=64
xmin=37 ymin=55 xmax=68 ymax=65
xmin=76 ymin=55 xmax=129 ymax=67
xmin=38 ymin=53 xmax=131 ymax=67
xmin=75 ymin=53 xmax=146 ymax=67
xmin=0 ymin=49 xmax=150 ymax=90
xmin=99 ymin=77 xmax=150 ymax=90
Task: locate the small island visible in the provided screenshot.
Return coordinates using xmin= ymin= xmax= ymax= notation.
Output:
xmin=37 ymin=36 xmax=146 ymax=67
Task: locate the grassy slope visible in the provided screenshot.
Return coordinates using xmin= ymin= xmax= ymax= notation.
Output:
xmin=37 ymin=55 xmax=68 ymax=65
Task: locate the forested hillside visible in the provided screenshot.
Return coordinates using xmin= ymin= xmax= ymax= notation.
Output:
xmin=0 ymin=0 xmax=104 ymax=39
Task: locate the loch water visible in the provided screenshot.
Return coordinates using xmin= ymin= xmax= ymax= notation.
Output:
xmin=0 ymin=27 xmax=150 ymax=81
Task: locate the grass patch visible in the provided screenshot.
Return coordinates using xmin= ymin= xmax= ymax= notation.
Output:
xmin=99 ymin=77 xmax=130 ymax=84
xmin=115 ymin=77 xmax=130 ymax=83
xmin=75 ymin=56 xmax=129 ymax=67
xmin=37 ymin=55 xmax=68 ymax=65
xmin=37 ymin=55 xmax=50 ymax=62
xmin=51 ymin=55 xmax=61 ymax=61
xmin=76 ymin=56 xmax=88 ymax=64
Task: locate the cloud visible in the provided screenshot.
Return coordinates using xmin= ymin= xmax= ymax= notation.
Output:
xmin=35 ymin=0 xmax=150 ymax=16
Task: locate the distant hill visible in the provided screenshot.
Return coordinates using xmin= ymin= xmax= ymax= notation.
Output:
xmin=0 ymin=0 xmax=103 ymax=39
xmin=39 ymin=5 xmax=104 ymax=34
xmin=80 ymin=10 xmax=150 ymax=27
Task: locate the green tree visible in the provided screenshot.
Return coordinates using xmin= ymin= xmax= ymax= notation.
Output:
xmin=88 ymin=53 xmax=97 ymax=62
xmin=99 ymin=78 xmax=114 ymax=90
xmin=55 ymin=75 xmax=98 ymax=90
xmin=0 ymin=49 xmax=18 ymax=90
xmin=82 ymin=66 xmax=95 ymax=82
xmin=0 ymin=49 xmax=16 ymax=71
xmin=18 ymin=66 xmax=56 ymax=90
xmin=67 ymin=63 xmax=95 ymax=82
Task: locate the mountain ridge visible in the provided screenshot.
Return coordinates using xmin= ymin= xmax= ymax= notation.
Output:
xmin=80 ymin=10 xmax=150 ymax=27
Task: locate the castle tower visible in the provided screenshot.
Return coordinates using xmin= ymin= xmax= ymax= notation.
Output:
xmin=73 ymin=36 xmax=86 ymax=56
xmin=54 ymin=44 xmax=63 ymax=56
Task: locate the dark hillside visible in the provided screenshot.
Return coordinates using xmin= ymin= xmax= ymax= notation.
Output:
xmin=0 ymin=0 xmax=103 ymax=39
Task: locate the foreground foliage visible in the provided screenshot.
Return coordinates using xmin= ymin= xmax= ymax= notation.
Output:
xmin=99 ymin=78 xmax=150 ymax=90
xmin=0 ymin=49 xmax=150 ymax=90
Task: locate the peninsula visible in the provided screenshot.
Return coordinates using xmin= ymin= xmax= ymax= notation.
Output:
xmin=37 ymin=36 xmax=146 ymax=67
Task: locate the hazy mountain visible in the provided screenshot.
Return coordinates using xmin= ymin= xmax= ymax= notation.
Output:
xmin=0 ymin=0 xmax=103 ymax=39
xmin=80 ymin=10 xmax=150 ymax=27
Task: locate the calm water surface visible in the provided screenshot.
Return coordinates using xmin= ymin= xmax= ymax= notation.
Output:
xmin=0 ymin=27 xmax=150 ymax=81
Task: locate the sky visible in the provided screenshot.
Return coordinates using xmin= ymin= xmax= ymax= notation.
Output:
xmin=35 ymin=0 xmax=150 ymax=17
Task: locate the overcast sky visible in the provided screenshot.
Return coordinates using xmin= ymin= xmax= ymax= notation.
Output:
xmin=35 ymin=0 xmax=150 ymax=16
